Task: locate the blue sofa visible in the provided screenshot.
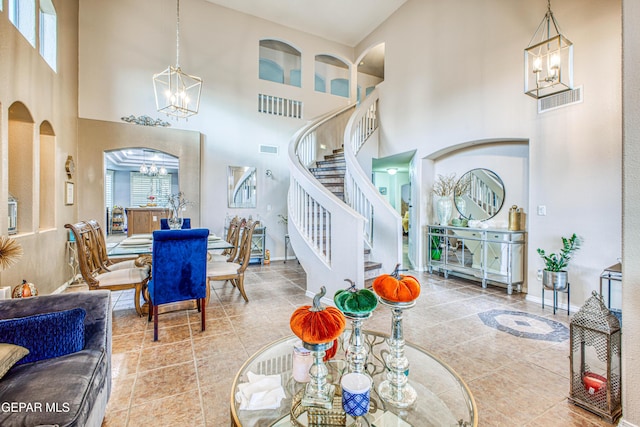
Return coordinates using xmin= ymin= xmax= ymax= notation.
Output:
xmin=0 ymin=291 xmax=112 ymax=427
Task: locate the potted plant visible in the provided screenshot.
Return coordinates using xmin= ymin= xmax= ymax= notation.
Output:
xmin=537 ymin=233 xmax=581 ymax=291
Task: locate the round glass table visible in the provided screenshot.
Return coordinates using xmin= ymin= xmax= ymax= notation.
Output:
xmin=230 ymin=330 xmax=477 ymax=426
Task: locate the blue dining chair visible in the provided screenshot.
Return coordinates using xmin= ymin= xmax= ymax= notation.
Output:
xmin=147 ymin=228 xmax=208 ymax=341
xmin=160 ymin=218 xmax=191 ymax=230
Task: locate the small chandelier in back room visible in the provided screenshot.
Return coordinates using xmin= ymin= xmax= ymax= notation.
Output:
xmin=153 ymin=0 xmax=202 ymax=119
xmin=524 ymin=0 xmax=573 ymax=99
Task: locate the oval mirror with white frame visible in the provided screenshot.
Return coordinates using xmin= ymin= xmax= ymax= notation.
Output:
xmin=454 ymin=168 xmax=505 ymax=221
xmin=227 ymin=166 xmax=257 ymax=208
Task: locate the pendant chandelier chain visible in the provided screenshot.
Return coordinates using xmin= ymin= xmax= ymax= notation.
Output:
xmin=175 ymin=0 xmax=180 ymax=68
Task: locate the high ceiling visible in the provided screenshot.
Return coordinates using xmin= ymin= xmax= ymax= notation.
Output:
xmin=204 ymin=0 xmax=407 ymax=47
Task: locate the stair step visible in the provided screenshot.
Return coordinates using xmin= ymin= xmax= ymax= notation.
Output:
xmin=321 ymin=183 xmax=345 ymax=191
xmin=365 ymin=261 xmax=382 ymax=271
xmin=309 ymin=166 xmax=346 ymax=175
xmin=324 ymin=153 xmax=345 ymax=161
xmin=333 ymin=147 xmax=344 ymax=154
xmin=316 ymin=159 xmax=345 ymax=168
xmin=316 ymin=177 xmax=345 ymax=184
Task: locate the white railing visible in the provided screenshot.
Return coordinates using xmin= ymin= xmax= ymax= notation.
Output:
xmin=288 ymin=105 xmax=366 ymax=299
xmin=344 ymin=89 xmax=402 ymax=273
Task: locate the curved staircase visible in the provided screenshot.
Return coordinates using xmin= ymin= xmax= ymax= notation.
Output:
xmin=287 ymin=89 xmax=401 ymax=300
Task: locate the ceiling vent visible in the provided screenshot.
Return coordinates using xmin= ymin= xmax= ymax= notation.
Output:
xmin=259 ymin=144 xmax=279 ymax=155
xmin=538 ymin=86 xmax=583 ymax=113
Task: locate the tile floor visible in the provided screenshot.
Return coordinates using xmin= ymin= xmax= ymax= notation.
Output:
xmin=67 ymin=261 xmax=614 ymax=427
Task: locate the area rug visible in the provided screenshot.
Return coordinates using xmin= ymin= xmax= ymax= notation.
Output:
xmin=478 ymin=309 xmax=569 ymax=342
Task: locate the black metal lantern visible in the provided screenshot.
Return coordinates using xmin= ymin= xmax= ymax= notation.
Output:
xmin=569 ymin=291 xmax=622 ymax=423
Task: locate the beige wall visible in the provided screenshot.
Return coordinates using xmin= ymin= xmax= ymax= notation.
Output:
xmin=622 ymin=0 xmax=639 ymax=423
xmin=77 ymin=119 xmax=202 ymax=228
xmin=356 ymin=0 xmax=622 ymax=309
xmin=0 ymin=0 xmax=79 ymax=295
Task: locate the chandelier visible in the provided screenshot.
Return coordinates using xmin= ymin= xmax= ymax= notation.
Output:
xmin=139 ymin=150 xmax=161 ymax=176
xmin=153 ymin=0 xmax=202 ymax=119
xmin=524 ymin=0 xmax=573 ymax=99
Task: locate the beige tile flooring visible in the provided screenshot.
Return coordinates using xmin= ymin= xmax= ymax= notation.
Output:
xmin=67 ymin=261 xmax=614 ymax=427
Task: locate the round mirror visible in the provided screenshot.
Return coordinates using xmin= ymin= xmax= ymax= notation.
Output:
xmin=454 ymin=168 xmax=505 ymax=221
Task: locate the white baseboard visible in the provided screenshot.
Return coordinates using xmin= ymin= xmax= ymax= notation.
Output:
xmin=619 ymin=419 xmax=639 ymax=427
xmin=51 ymin=275 xmax=84 ymax=294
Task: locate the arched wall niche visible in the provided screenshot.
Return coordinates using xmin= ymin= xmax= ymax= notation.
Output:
xmin=356 ymin=43 xmax=385 ymax=102
xmin=411 ymin=138 xmax=530 ymax=272
xmin=259 ymin=39 xmax=301 ymax=87
xmin=314 ymin=54 xmax=350 ymax=98
xmin=8 ymin=101 xmax=35 ymax=234
xmin=39 ymin=120 xmax=56 ymax=230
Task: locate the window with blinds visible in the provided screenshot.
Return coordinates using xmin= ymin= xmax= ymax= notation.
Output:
xmin=130 ymin=172 xmax=172 ymax=207
xmin=105 ymin=170 xmax=114 ymax=210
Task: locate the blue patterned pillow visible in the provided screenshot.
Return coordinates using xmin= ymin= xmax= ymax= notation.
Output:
xmin=0 ymin=308 xmax=86 ymax=365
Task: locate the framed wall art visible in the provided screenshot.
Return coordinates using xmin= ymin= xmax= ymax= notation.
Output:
xmin=65 ymin=181 xmax=75 ymax=205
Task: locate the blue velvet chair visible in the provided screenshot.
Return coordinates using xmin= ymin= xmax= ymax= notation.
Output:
xmin=160 ymin=218 xmax=191 ymax=230
xmin=147 ymin=228 xmax=208 ymax=341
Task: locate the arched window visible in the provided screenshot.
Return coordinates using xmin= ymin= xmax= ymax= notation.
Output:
xmin=315 ymin=55 xmax=350 ymax=98
xmin=259 ymin=39 xmax=301 ymax=88
xmin=9 ymin=0 xmax=36 ymax=47
xmin=39 ymin=0 xmax=57 ymax=71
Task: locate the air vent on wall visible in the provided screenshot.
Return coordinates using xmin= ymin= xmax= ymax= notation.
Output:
xmin=538 ymin=86 xmax=583 ymax=113
xmin=258 ymin=93 xmax=303 ymax=119
xmin=259 ymin=145 xmax=279 ymax=155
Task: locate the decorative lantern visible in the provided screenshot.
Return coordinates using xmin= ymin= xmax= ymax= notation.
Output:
xmin=568 ymin=291 xmax=621 ymax=423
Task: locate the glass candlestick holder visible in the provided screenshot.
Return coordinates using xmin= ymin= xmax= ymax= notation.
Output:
xmin=377 ymin=298 xmax=417 ymax=408
xmin=344 ymin=311 xmax=372 ymax=375
xmin=301 ymin=340 xmax=336 ymax=409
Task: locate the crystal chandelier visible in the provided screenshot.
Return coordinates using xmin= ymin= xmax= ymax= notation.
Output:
xmin=153 ymin=0 xmax=202 ymax=119
xmin=524 ymin=0 xmax=573 ymax=99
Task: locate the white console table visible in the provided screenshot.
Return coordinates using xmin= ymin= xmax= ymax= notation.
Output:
xmin=427 ymin=225 xmax=526 ymax=294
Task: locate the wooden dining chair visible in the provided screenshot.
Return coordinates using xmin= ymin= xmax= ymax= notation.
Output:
xmin=65 ymin=222 xmax=150 ymax=316
xmin=207 ymin=220 xmax=259 ymax=302
xmin=209 ymin=216 xmax=242 ymax=262
xmin=86 ymin=219 xmax=144 ymax=271
xmin=147 ymin=228 xmax=209 ymax=341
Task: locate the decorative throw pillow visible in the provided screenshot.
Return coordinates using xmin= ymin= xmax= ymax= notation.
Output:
xmin=0 ymin=343 xmax=29 ymax=379
xmin=0 ymin=308 xmax=86 ymax=365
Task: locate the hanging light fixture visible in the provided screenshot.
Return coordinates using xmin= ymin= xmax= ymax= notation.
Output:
xmin=159 ymin=153 xmax=168 ymax=176
xmin=139 ymin=150 xmax=149 ymax=175
xmin=153 ymin=0 xmax=202 ymax=119
xmin=524 ymin=0 xmax=573 ymax=99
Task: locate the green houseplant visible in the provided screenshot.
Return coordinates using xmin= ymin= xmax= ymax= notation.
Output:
xmin=537 ymin=233 xmax=581 ymax=290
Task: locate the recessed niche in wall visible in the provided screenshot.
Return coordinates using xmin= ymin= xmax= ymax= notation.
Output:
xmin=315 ymin=54 xmax=350 ymax=98
xmin=357 ymin=43 xmax=385 ymax=102
xmin=39 ymin=121 xmax=56 ymax=230
xmin=8 ymin=102 xmax=35 ymax=234
xmin=259 ymin=39 xmax=301 ymax=88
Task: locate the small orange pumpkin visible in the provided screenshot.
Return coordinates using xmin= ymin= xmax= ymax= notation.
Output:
xmin=290 ymin=286 xmax=346 ymax=344
xmin=372 ymin=264 xmax=421 ymax=303
xmin=323 ymin=339 xmax=339 ymax=362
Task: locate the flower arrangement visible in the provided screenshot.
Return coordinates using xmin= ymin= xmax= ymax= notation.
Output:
xmin=0 ymin=236 xmax=23 ymax=271
xmin=432 ymin=173 xmax=456 ymax=197
xmin=454 ymin=174 xmax=471 ymax=198
xmin=167 ymin=191 xmax=192 ymax=214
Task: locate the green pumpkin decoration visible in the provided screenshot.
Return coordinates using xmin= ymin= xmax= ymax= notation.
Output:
xmin=334 ymin=279 xmax=378 ymax=315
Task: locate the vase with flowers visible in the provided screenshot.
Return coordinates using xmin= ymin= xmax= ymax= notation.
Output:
xmin=167 ymin=191 xmax=191 ymax=229
xmin=432 ymin=173 xmax=456 ymax=225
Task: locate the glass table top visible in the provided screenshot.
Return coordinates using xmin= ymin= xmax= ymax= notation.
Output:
xmin=230 ymin=330 xmax=477 ymax=427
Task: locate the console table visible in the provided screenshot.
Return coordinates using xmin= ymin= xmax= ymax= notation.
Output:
xmin=230 ymin=331 xmax=477 ymax=426
xmin=427 ymin=225 xmax=526 ymax=294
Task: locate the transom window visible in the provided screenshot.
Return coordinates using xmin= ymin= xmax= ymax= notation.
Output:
xmin=39 ymin=0 xmax=57 ymax=71
xmin=9 ymin=0 xmax=36 ymax=47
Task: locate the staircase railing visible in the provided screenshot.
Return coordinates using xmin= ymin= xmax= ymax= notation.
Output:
xmin=288 ymin=105 xmax=366 ymax=298
xmin=344 ymin=89 xmax=402 ymax=273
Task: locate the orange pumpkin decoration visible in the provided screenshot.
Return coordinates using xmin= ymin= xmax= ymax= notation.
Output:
xmin=290 ymin=286 xmax=346 ymax=344
xmin=323 ymin=339 xmax=339 ymax=362
xmin=372 ymin=264 xmax=421 ymax=303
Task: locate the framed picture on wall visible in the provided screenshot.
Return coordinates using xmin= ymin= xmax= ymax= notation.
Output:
xmin=65 ymin=181 xmax=75 ymax=205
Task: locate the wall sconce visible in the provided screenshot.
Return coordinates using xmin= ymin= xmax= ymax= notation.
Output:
xmin=387 ymin=168 xmax=398 ymax=176
xmin=524 ymin=0 xmax=573 ymax=99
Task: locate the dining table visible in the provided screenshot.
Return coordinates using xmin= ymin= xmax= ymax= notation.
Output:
xmin=107 ymin=231 xmax=235 ymax=315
